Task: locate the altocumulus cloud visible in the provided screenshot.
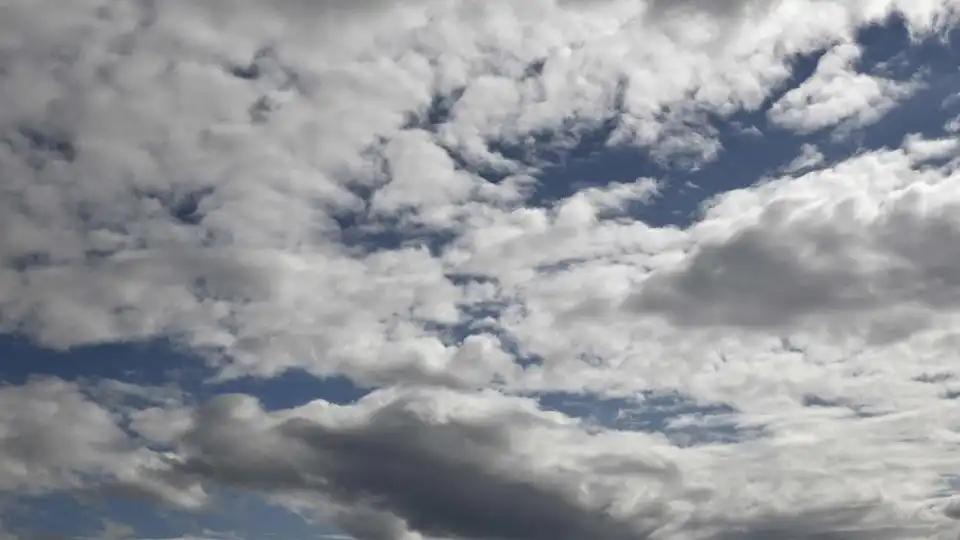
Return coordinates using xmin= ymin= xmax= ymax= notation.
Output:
xmin=3 ymin=0 xmax=960 ymax=539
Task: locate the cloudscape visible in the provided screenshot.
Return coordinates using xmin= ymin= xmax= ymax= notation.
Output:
xmin=4 ymin=0 xmax=960 ymax=538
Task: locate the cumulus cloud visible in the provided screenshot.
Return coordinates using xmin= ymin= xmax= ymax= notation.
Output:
xmin=767 ymin=41 xmax=922 ymax=134
xmin=0 ymin=0 xmax=953 ymax=378
xmin=4 ymin=0 xmax=960 ymax=538
xmin=132 ymin=387 xmax=960 ymax=540
xmin=8 ymin=376 xmax=960 ymax=539
xmin=630 ymin=140 xmax=960 ymax=336
xmin=173 ymin=390 xmax=657 ymax=540
xmin=0 ymin=378 xmax=137 ymax=494
xmin=0 ymin=378 xmax=206 ymax=510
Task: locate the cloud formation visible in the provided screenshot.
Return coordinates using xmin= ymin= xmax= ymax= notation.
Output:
xmin=631 ymin=142 xmax=960 ymax=335
xmin=94 ymin=386 xmax=960 ymax=539
xmin=3 ymin=0 xmax=960 ymax=538
xmin=767 ymin=41 xmax=921 ymax=134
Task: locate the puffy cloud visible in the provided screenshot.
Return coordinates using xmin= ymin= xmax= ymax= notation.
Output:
xmin=126 ymin=387 xmax=960 ymax=540
xmin=0 ymin=377 xmax=136 ymax=494
xmin=173 ymin=390 xmax=653 ymax=540
xmin=479 ymin=137 xmax=960 ymax=408
xmin=0 ymin=0 xmax=956 ymax=383
xmin=630 ymin=139 xmax=960 ymax=335
xmin=0 ymin=378 xmax=205 ymax=510
xmin=767 ymin=42 xmax=921 ymax=134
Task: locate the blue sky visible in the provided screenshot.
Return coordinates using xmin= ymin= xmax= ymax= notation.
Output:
xmin=4 ymin=2 xmax=960 ymax=539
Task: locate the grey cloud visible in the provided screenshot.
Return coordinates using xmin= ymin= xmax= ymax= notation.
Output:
xmin=0 ymin=378 xmax=210 ymax=512
xmin=629 ymin=177 xmax=960 ymax=339
xmin=0 ymin=379 xmax=953 ymax=540
xmin=174 ymin=393 xmax=659 ymax=540
xmin=286 ymin=423 xmax=645 ymax=540
xmin=0 ymin=378 xmax=135 ymax=492
xmin=158 ymin=389 xmax=957 ymax=540
xmin=631 ymin=223 xmax=868 ymax=329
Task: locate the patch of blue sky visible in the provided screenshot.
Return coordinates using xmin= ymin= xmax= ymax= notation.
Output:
xmin=2 ymin=493 xmax=175 ymax=540
xmin=0 ymin=336 xmax=370 ymax=411
xmin=536 ymin=391 xmax=752 ymax=446
xmin=1 ymin=489 xmax=340 ymax=540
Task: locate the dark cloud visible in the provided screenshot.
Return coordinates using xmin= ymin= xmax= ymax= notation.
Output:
xmin=174 ymin=394 xmax=659 ymax=540
xmin=158 ymin=390 xmax=953 ymax=540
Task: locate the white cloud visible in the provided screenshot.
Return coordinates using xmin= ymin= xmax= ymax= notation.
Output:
xmin=946 ymin=114 xmax=960 ymax=132
xmin=781 ymin=143 xmax=825 ymax=173
xmin=483 ymin=136 xmax=960 ymax=396
xmin=767 ymin=42 xmax=921 ymax=134
xmin=0 ymin=0 xmax=954 ymax=379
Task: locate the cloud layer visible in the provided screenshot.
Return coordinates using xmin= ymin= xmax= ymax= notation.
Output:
xmin=3 ymin=0 xmax=960 ymax=538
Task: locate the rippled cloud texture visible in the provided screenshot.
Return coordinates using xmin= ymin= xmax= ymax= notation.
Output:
xmin=4 ymin=0 xmax=960 ymax=538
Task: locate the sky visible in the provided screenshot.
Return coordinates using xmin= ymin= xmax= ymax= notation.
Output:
xmin=5 ymin=0 xmax=960 ymax=539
